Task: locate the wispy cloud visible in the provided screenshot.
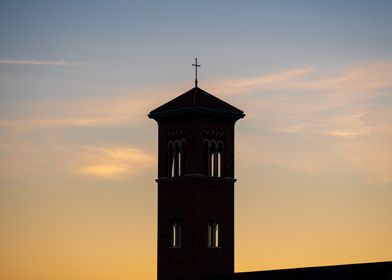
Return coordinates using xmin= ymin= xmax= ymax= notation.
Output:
xmin=214 ymin=62 xmax=392 ymax=97
xmin=228 ymin=63 xmax=392 ymax=183
xmin=212 ymin=66 xmax=315 ymax=95
xmin=0 ymin=93 xmax=163 ymax=130
xmin=220 ymin=63 xmax=392 ymax=137
xmin=0 ymin=143 xmax=155 ymax=189
xmin=0 ymin=59 xmax=87 ymax=66
xmin=0 ymin=118 xmax=103 ymax=128
xmin=322 ymin=129 xmax=371 ymax=138
xmin=77 ymin=146 xmax=155 ymax=179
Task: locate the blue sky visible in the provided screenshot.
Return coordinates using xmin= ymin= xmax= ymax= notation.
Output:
xmin=1 ymin=1 xmax=392 ymax=280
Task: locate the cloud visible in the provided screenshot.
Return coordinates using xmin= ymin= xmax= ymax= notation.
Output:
xmin=0 ymin=143 xmax=155 ymax=187
xmin=0 ymin=59 xmax=87 ymax=66
xmin=231 ymin=63 xmax=391 ymax=137
xmin=78 ymin=164 xmax=129 ymax=179
xmin=0 ymin=94 xmax=161 ymax=130
xmin=0 ymin=118 xmax=104 ymax=129
xmin=291 ymin=63 xmax=392 ymax=94
xmin=212 ymin=66 xmax=315 ymax=95
xmin=0 ymin=83 xmax=183 ymax=131
xmin=77 ymin=146 xmax=155 ymax=179
xmin=227 ymin=63 xmax=392 ymax=183
xmin=322 ymin=129 xmax=370 ymax=138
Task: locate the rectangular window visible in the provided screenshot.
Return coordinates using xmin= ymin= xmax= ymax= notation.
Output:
xmin=170 ymin=223 xmax=181 ymax=248
xmin=208 ymin=222 xmax=220 ymax=248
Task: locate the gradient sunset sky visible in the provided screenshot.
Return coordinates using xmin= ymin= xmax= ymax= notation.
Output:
xmin=1 ymin=1 xmax=392 ymax=279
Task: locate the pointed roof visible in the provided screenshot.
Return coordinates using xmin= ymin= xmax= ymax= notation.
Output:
xmin=148 ymin=87 xmax=245 ymax=121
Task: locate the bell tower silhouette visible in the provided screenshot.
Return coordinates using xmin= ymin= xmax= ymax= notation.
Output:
xmin=149 ymin=62 xmax=244 ymax=280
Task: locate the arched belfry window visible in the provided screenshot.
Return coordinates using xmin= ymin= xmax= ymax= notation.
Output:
xmin=168 ymin=139 xmax=185 ymax=178
xmin=170 ymin=222 xmax=181 ymax=248
xmin=204 ymin=139 xmax=224 ymax=178
xmin=208 ymin=221 xmax=220 ymax=248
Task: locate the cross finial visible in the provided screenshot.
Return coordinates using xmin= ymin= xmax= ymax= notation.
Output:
xmin=192 ymin=58 xmax=201 ymax=87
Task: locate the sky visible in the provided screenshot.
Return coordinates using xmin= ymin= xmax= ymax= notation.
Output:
xmin=1 ymin=0 xmax=392 ymax=279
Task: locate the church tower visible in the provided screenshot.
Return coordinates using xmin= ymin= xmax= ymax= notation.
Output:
xmin=149 ymin=66 xmax=244 ymax=280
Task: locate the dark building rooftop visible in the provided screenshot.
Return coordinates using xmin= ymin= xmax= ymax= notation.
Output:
xmin=205 ymin=261 xmax=392 ymax=280
xmin=148 ymin=86 xmax=245 ymax=121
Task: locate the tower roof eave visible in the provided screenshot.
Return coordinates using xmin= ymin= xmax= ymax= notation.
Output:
xmin=148 ymin=106 xmax=245 ymax=122
xmin=148 ymin=86 xmax=245 ymax=121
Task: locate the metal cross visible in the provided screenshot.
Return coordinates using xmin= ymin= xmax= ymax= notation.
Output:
xmin=192 ymin=58 xmax=201 ymax=87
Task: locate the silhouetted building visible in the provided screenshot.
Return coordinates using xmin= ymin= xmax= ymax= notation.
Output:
xmin=149 ymin=85 xmax=392 ymax=280
xmin=206 ymin=261 xmax=392 ymax=280
xmin=149 ymin=86 xmax=244 ymax=280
